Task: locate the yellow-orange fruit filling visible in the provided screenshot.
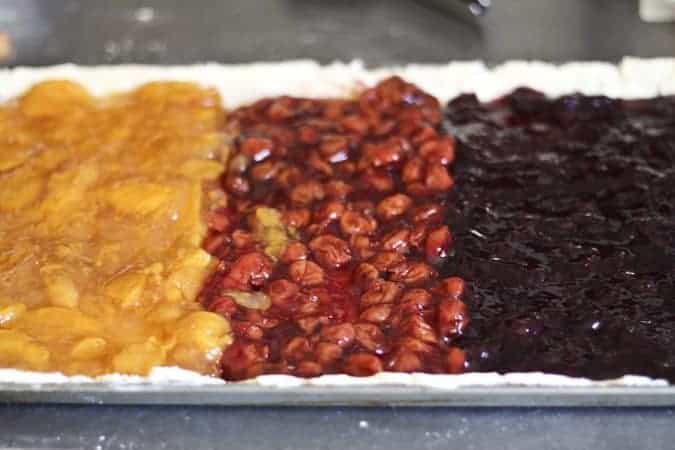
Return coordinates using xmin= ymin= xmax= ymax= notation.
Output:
xmin=0 ymin=80 xmax=232 ymax=376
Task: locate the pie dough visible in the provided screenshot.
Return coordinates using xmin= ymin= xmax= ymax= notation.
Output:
xmin=0 ymin=58 xmax=672 ymax=387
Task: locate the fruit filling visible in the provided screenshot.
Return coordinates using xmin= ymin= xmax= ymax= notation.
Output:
xmin=0 ymin=81 xmax=232 ymax=376
xmin=445 ymin=90 xmax=674 ymax=382
xmin=199 ymin=77 xmax=468 ymax=380
xmin=1 ymin=75 xmax=672 ymax=384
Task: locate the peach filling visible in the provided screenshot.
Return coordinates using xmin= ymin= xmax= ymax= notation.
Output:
xmin=0 ymin=81 xmax=232 ymax=376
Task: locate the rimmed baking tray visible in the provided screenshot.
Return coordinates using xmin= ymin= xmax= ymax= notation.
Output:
xmin=1 ymin=61 xmax=673 ymax=409
xmin=2 ymin=383 xmax=674 ymax=407
xmin=1 ymin=60 xmax=674 ymax=408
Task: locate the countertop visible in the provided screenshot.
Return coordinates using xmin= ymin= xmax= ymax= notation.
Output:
xmin=1 ymin=404 xmax=674 ymax=450
xmin=1 ymin=0 xmax=674 ymax=66
xmin=0 ymin=1 xmax=674 ymax=449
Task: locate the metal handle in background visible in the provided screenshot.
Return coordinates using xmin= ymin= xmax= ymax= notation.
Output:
xmin=415 ymin=0 xmax=492 ymax=19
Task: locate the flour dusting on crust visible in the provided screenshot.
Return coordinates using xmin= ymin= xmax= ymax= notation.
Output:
xmin=0 ymin=58 xmax=672 ymax=388
xmin=0 ymin=368 xmax=667 ymax=388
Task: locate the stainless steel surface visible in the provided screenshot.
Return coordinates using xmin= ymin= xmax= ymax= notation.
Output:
xmin=416 ymin=0 xmax=492 ymax=19
xmin=1 ymin=404 xmax=673 ymax=450
xmin=1 ymin=383 xmax=675 ymax=407
xmin=0 ymin=0 xmax=673 ymax=66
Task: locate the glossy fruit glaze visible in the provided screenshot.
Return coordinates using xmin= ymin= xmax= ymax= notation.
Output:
xmin=445 ymin=89 xmax=674 ymax=382
xmin=199 ymin=78 xmax=468 ymax=380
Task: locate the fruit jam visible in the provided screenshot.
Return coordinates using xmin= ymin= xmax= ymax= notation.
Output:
xmin=446 ymin=89 xmax=675 ymax=382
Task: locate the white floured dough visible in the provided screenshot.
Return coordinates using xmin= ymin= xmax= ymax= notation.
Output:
xmin=0 ymin=368 xmax=667 ymax=388
xmin=0 ymin=367 xmax=668 ymax=388
xmin=2 ymin=57 xmax=675 ymax=105
xmin=0 ymin=58 xmax=672 ymax=389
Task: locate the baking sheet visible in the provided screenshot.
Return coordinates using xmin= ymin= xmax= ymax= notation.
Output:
xmin=1 ymin=61 xmax=674 ymax=407
xmin=1 ymin=2 xmax=673 ymax=410
xmin=1 ymin=383 xmax=674 ymax=407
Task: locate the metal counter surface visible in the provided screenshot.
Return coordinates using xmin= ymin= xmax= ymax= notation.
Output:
xmin=1 ymin=405 xmax=674 ymax=450
xmin=0 ymin=0 xmax=674 ymax=449
xmin=1 ymin=0 xmax=674 ymax=66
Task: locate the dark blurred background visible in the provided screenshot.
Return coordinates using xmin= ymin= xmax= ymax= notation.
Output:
xmin=0 ymin=0 xmax=673 ymax=66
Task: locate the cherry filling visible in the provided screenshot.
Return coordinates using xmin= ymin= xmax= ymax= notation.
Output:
xmin=199 ymin=77 xmax=468 ymax=380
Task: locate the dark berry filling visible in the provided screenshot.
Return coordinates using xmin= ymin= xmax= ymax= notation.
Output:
xmin=446 ymin=89 xmax=675 ymax=382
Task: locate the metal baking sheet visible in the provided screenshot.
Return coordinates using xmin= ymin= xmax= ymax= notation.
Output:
xmin=0 ymin=0 xmax=673 ymax=412
xmin=1 ymin=383 xmax=675 ymax=407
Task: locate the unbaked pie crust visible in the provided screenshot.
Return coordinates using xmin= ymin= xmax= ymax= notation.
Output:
xmin=0 ymin=58 xmax=672 ymax=387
